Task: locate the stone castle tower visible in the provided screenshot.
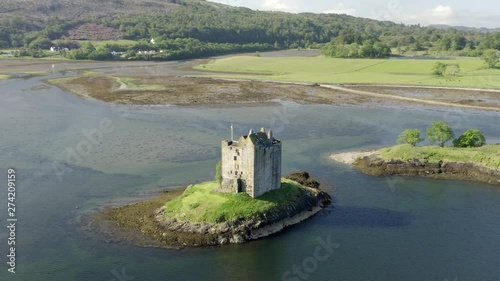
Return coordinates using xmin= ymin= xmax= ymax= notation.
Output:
xmin=219 ymin=127 xmax=282 ymax=198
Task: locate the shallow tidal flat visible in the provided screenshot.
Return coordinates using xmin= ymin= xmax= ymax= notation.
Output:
xmin=47 ymin=74 xmax=500 ymax=111
xmin=47 ymin=75 xmax=387 ymax=106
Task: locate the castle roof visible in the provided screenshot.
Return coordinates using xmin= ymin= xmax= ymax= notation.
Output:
xmin=247 ymin=131 xmax=280 ymax=147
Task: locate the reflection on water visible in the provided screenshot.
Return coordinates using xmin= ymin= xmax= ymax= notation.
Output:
xmin=1 ymin=76 xmax=500 ymax=281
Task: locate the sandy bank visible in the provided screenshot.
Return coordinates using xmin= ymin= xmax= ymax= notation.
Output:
xmin=329 ymin=150 xmax=379 ymax=165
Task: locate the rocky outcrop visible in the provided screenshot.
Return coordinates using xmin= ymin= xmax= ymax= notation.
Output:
xmin=285 ymin=171 xmax=321 ymax=189
xmin=354 ymin=154 xmax=500 ymax=185
xmin=154 ymin=187 xmax=331 ymax=246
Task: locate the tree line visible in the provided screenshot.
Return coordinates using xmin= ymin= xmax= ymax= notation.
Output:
xmin=397 ymin=121 xmax=486 ymax=148
xmin=0 ymin=0 xmax=499 ymax=60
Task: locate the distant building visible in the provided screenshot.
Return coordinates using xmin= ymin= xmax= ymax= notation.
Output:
xmin=110 ymin=51 xmax=125 ymax=56
xmin=150 ymin=38 xmax=156 ymax=44
xmin=219 ymin=127 xmax=282 ymax=198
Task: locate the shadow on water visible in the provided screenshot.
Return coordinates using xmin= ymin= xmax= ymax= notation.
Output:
xmin=319 ymin=206 xmax=413 ymax=228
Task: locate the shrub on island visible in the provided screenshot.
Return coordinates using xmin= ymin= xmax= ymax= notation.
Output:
xmin=453 ymin=129 xmax=486 ymax=148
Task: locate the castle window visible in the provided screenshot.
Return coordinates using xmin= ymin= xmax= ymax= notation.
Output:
xmin=234 ymin=156 xmax=237 ymax=161
xmin=235 ymin=171 xmax=238 ymax=175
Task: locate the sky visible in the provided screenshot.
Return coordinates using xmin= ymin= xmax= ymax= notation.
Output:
xmin=208 ymin=0 xmax=500 ymax=28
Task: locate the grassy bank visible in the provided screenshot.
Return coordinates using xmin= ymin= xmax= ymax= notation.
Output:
xmin=379 ymin=144 xmax=500 ymax=169
xmin=196 ymin=56 xmax=500 ymax=89
xmin=163 ymin=179 xmax=307 ymax=223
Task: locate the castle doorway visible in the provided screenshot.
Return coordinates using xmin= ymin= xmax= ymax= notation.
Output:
xmin=237 ymin=179 xmax=244 ymax=193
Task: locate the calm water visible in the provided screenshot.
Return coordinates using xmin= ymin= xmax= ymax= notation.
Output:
xmin=1 ymin=75 xmax=500 ymax=281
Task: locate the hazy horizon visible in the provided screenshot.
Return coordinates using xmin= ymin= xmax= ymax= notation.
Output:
xmin=208 ymin=0 xmax=500 ymax=29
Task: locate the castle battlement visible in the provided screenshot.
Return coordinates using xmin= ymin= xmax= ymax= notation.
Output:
xmin=219 ymin=128 xmax=282 ymax=198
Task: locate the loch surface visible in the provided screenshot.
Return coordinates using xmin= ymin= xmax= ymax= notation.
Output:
xmin=1 ymin=74 xmax=500 ymax=281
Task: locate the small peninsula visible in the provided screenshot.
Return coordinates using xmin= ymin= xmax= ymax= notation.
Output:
xmin=331 ymin=144 xmax=500 ymax=185
xmin=89 ymin=129 xmax=331 ymax=247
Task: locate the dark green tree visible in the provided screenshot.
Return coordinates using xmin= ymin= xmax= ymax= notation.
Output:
xmin=453 ymin=129 xmax=486 ymax=148
xmin=481 ymin=49 xmax=499 ymax=68
xmin=28 ymin=36 xmax=52 ymax=49
xmin=432 ymin=62 xmax=447 ymax=76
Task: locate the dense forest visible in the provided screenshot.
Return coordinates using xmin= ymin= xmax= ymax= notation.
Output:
xmin=0 ymin=0 xmax=499 ymax=60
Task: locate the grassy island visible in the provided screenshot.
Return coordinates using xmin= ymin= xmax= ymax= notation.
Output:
xmin=336 ymin=144 xmax=500 ymax=185
xmin=163 ymin=179 xmax=312 ymax=223
xmin=91 ymin=176 xmax=330 ymax=247
xmin=379 ymin=144 xmax=500 ymax=169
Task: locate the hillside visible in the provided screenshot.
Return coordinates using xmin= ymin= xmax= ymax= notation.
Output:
xmin=429 ymin=25 xmax=500 ymax=33
xmin=1 ymin=0 xmax=498 ymax=60
xmin=0 ymin=0 xmax=183 ymax=22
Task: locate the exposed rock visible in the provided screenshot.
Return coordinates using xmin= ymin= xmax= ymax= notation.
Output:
xmin=285 ymin=171 xmax=321 ymax=189
xmin=354 ymin=155 xmax=500 ymax=185
xmin=152 ymin=185 xmax=331 ymax=246
xmin=86 ymin=181 xmax=332 ymax=248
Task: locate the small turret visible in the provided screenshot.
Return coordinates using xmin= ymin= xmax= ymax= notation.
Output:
xmin=248 ymin=128 xmax=253 ymax=136
xmin=268 ymin=130 xmax=273 ymax=141
xmin=261 ymin=127 xmax=266 ymax=133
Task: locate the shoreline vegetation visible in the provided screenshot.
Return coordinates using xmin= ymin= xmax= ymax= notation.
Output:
xmin=330 ymin=144 xmax=500 ymax=185
xmin=87 ymin=173 xmax=331 ymax=247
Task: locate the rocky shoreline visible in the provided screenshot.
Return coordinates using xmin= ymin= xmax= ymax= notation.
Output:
xmin=350 ymin=153 xmax=500 ymax=185
xmin=154 ymin=186 xmax=330 ymax=246
xmin=86 ymin=179 xmax=331 ymax=248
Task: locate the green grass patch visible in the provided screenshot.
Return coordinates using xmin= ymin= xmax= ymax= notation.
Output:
xmin=379 ymin=144 xmax=500 ymax=169
xmin=115 ymin=77 xmax=165 ymax=91
xmin=196 ymin=56 xmax=500 ymax=89
xmin=163 ymin=179 xmax=307 ymax=223
xmin=0 ymin=74 xmax=10 ymax=79
xmin=82 ymin=70 xmax=101 ymax=76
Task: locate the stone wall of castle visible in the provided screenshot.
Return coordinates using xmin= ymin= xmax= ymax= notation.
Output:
xmin=252 ymin=143 xmax=281 ymax=197
xmin=219 ymin=131 xmax=282 ymax=198
xmin=220 ymin=139 xmax=255 ymax=196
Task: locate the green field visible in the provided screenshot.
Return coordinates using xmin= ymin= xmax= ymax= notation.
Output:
xmin=0 ymin=74 xmax=10 ymax=79
xmin=163 ymin=179 xmax=308 ymax=223
xmin=379 ymin=144 xmax=500 ymax=169
xmin=196 ymin=56 xmax=500 ymax=89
